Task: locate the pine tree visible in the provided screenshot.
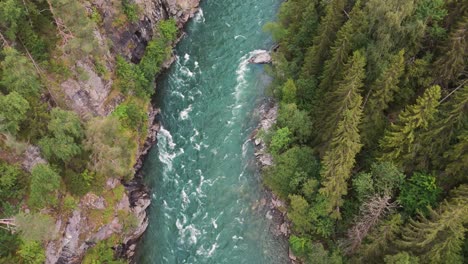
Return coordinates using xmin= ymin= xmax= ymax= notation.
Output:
xmin=318 ymin=1 xmax=368 ymax=95
xmin=300 ymin=0 xmax=346 ymax=79
xmin=433 ymin=13 xmax=467 ymax=87
xmin=378 ymin=85 xmax=441 ymax=167
xmin=397 ymin=185 xmax=468 ymax=264
xmin=417 ymin=85 xmax=467 ymax=171
xmin=442 ymin=131 xmax=468 ymax=183
xmin=361 ymin=50 xmax=405 ymax=147
xmin=318 ymin=90 xmax=364 ymax=219
xmin=316 ymin=51 xmax=366 ymax=148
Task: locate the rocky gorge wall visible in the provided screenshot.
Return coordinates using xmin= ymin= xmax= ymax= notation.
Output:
xmin=43 ymin=1 xmax=200 ymax=263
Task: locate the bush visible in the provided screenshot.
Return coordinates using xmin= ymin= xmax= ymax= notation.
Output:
xmin=398 ymin=172 xmax=441 ymax=215
xmin=121 ymin=0 xmax=139 ymax=23
xmin=17 ymin=241 xmax=45 ymax=264
xmin=269 ymin=127 xmax=292 ymax=155
xmin=29 ymin=164 xmax=61 ymax=209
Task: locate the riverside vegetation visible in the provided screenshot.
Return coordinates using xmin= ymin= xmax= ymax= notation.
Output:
xmin=263 ymin=0 xmax=467 ymax=263
xmin=0 ymin=0 xmax=179 ymax=262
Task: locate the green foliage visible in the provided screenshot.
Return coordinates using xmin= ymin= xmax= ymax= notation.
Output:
xmin=281 ymin=79 xmax=297 ymax=104
xmin=112 ymin=101 xmax=148 ymax=132
xmin=353 ymin=162 xmax=405 ymax=202
xmin=0 ymin=92 xmax=30 ymax=135
xmin=277 ymin=103 xmax=312 ymax=143
xmin=1 ymin=47 xmax=42 ymax=98
xmin=85 ymin=116 xmax=136 ymax=180
xmin=0 ymin=229 xmax=20 ymax=258
xmin=269 ymin=127 xmax=292 ymax=155
xmin=17 ymin=241 xmax=45 ymax=264
xmin=28 ymin=164 xmax=61 ymax=209
xmin=379 ymin=85 xmax=441 ymax=168
xmin=398 ymin=173 xmax=440 ymax=215
xmin=288 ymin=195 xmax=312 ymax=234
xmin=0 ymin=162 xmax=25 ymax=200
xmin=158 ymin=18 xmax=178 ymax=41
xmin=15 ymin=213 xmax=55 ymax=242
xmin=115 ymin=55 xmax=149 ymax=97
xmin=264 ymin=146 xmax=319 ymax=199
xmin=121 ymin=0 xmax=139 ymax=22
xmin=384 ymin=252 xmax=420 ymax=264
xmin=82 ymin=239 xmax=126 ymax=264
xmin=0 ymin=0 xmax=23 ymax=40
xmin=39 ymin=108 xmax=84 ymax=162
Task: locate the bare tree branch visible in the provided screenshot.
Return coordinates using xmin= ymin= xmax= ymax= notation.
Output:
xmin=344 ymin=195 xmax=397 ymax=254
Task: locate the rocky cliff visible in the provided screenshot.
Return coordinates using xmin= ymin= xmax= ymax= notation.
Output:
xmin=43 ymin=1 xmax=199 ymax=263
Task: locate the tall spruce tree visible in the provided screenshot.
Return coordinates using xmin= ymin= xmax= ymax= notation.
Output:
xmin=318 ymin=53 xmax=365 ymax=218
xmin=316 ymin=50 xmax=366 ymax=149
xmin=300 ymin=0 xmax=346 ymax=79
xmin=361 ymin=50 xmax=406 ymax=147
xmin=397 ymin=185 xmax=468 ymax=264
xmin=433 ymin=13 xmax=467 ymax=87
xmin=378 ymin=85 xmax=441 ymax=168
xmin=318 ymin=1 xmax=368 ymax=96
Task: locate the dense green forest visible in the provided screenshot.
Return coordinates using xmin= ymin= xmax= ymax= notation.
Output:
xmin=263 ymin=0 xmax=467 ymax=263
xmin=0 ymin=0 xmax=178 ymax=262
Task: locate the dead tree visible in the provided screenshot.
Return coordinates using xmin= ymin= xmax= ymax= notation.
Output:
xmin=344 ymin=195 xmax=397 ymax=254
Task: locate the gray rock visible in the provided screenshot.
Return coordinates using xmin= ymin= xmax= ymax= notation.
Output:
xmin=249 ymin=51 xmax=272 ymax=64
xmin=22 ymin=146 xmax=46 ymax=172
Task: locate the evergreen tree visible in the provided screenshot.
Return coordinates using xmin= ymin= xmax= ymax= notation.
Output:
xmin=378 ymin=85 xmax=441 ymax=168
xmin=442 ymin=131 xmax=468 ymax=183
xmin=0 ymin=91 xmax=30 ymax=134
xmin=418 ymin=85 xmax=467 ymax=171
xmin=397 ymin=185 xmax=468 ymax=264
xmin=361 ymin=50 xmax=405 ymax=147
xmin=318 ymin=1 xmax=368 ymax=95
xmin=1 ymin=47 xmax=43 ymax=98
xmin=318 ymin=100 xmax=364 ymax=219
xmin=433 ymin=13 xmax=467 ymax=87
xmin=300 ymin=0 xmax=346 ymax=79
xmin=316 ymin=51 xmax=366 ymax=148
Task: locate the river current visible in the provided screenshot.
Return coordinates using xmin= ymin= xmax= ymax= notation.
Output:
xmin=137 ymin=1 xmax=288 ymax=263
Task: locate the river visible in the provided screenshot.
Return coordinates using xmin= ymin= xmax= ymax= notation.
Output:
xmin=137 ymin=0 xmax=288 ymax=263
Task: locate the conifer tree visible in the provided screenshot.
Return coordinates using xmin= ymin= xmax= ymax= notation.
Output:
xmin=433 ymin=13 xmax=467 ymax=86
xmin=378 ymin=85 xmax=441 ymax=167
xmin=300 ymin=0 xmax=346 ymax=79
xmin=397 ymin=185 xmax=468 ymax=264
xmin=318 ymin=71 xmax=364 ymax=218
xmin=318 ymin=1 xmax=368 ymax=95
xmin=417 ymin=85 xmax=467 ymax=171
xmin=355 ymin=214 xmax=403 ymax=263
xmin=361 ymin=50 xmax=405 ymax=147
xmin=443 ymin=131 xmax=468 ymax=183
xmin=316 ymin=51 xmax=366 ymax=148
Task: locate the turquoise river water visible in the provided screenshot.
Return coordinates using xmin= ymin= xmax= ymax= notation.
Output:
xmin=137 ymin=1 xmax=288 ymax=263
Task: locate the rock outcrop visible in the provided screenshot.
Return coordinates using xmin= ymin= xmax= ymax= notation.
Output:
xmin=248 ymin=50 xmax=272 ymax=64
xmin=44 ymin=1 xmax=200 ymax=263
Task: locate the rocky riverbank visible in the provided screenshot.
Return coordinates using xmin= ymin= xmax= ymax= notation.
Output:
xmin=252 ymin=98 xmax=300 ymax=264
xmin=42 ymin=1 xmax=200 ymax=263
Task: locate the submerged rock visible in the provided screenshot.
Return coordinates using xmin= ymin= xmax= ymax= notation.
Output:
xmin=248 ymin=50 xmax=272 ymax=64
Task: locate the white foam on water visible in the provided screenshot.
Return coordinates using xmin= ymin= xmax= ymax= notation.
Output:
xmin=180 ymin=66 xmax=194 ymax=77
xmin=180 ymin=104 xmax=193 ymax=120
xmin=172 ymin=91 xmax=185 ymax=99
xmin=232 ymin=235 xmax=244 ymax=240
xmin=181 ymin=189 xmax=190 ymax=209
xmin=194 ymin=9 xmax=205 ymax=23
xmin=234 ymin=35 xmax=247 ymax=40
xmin=196 ymin=243 xmax=218 ymax=257
xmin=211 ymin=218 xmax=218 ymax=229
xmin=184 ymin=53 xmax=190 ymax=62
xmin=242 ymin=139 xmax=250 ymax=158
xmin=159 ymin=126 xmax=176 ymax=149
xmin=194 ymin=61 xmax=199 ymax=68
xmin=190 ymin=129 xmax=200 ymax=142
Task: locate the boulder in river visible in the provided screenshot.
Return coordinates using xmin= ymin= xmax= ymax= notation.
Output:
xmin=248 ymin=50 xmax=272 ymax=64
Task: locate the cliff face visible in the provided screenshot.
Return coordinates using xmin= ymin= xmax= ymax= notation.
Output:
xmin=60 ymin=0 xmax=199 ymax=117
xmin=44 ymin=1 xmax=199 ymax=263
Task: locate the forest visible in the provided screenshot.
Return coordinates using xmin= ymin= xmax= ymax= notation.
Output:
xmin=0 ymin=0 xmax=178 ymax=262
xmin=263 ymin=0 xmax=467 ymax=263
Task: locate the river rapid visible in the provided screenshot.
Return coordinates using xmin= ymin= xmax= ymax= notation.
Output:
xmin=137 ymin=1 xmax=288 ymax=263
